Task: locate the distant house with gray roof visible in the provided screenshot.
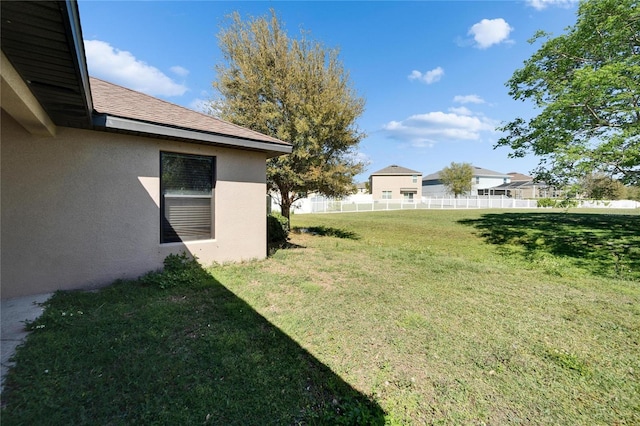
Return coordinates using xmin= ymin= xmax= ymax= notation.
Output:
xmin=422 ymin=166 xmax=511 ymax=197
xmin=477 ymin=172 xmax=559 ymax=198
xmin=369 ymin=165 xmax=422 ymax=201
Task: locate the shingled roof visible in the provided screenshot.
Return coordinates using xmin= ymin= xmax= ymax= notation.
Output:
xmin=507 ymin=172 xmax=533 ymax=182
xmin=90 ymin=77 xmax=290 ymax=149
xmin=370 ymin=164 xmax=421 ymax=176
xmin=423 ymin=165 xmax=509 ymax=181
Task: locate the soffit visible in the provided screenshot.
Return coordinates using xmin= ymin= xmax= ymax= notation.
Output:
xmin=1 ymin=1 xmax=92 ymax=128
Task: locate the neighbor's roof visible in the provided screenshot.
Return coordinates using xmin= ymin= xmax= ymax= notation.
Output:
xmin=90 ymin=77 xmax=291 ymax=151
xmin=507 ymin=172 xmax=533 ymax=182
xmin=471 ymin=166 xmax=510 ymax=178
xmin=370 ymin=165 xmax=422 ymax=176
xmin=422 ymin=172 xmax=441 ymax=181
xmin=488 ymin=180 xmax=549 ymax=190
xmin=422 ymin=165 xmax=509 ymax=181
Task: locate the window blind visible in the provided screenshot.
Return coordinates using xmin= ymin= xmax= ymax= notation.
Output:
xmin=161 ymin=152 xmax=215 ymax=243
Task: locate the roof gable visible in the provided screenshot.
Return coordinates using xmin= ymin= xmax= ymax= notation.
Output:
xmin=370 ymin=164 xmax=421 ymax=176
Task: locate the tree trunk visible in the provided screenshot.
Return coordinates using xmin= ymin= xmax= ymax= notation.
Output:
xmin=280 ymin=198 xmax=292 ymax=230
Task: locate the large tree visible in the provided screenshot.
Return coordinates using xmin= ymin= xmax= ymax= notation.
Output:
xmin=440 ymin=162 xmax=473 ymax=198
xmin=496 ymin=0 xmax=640 ymax=186
xmin=212 ymin=10 xmax=366 ymax=221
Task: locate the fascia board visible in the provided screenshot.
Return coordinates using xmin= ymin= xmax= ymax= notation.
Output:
xmin=93 ymin=114 xmax=292 ymax=157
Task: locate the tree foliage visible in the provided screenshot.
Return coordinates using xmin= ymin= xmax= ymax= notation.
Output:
xmin=212 ymin=10 xmax=366 ymax=221
xmin=582 ymin=174 xmax=627 ymax=199
xmin=496 ymin=0 xmax=640 ymax=186
xmin=440 ymin=162 xmax=473 ymax=197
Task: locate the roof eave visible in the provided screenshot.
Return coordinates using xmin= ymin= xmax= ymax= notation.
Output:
xmin=1 ymin=0 xmax=93 ymax=128
xmin=61 ymin=0 xmax=93 ymax=122
xmin=92 ymin=114 xmax=292 ymax=158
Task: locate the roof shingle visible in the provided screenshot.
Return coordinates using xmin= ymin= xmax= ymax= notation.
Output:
xmin=370 ymin=164 xmax=421 ymax=176
xmin=90 ymin=77 xmax=289 ymax=146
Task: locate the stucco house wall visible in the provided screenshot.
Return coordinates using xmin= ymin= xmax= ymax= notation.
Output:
xmin=371 ymin=175 xmax=421 ymax=200
xmin=1 ymin=111 xmax=269 ymax=298
xmin=369 ymin=165 xmax=422 ymax=200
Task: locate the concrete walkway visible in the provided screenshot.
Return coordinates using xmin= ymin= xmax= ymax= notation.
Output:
xmin=1 ymin=293 xmax=52 ymax=393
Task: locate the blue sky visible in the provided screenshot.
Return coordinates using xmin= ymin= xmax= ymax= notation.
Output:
xmin=78 ymin=0 xmax=580 ymax=182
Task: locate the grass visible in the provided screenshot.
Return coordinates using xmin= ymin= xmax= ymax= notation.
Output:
xmin=2 ymin=209 xmax=639 ymax=424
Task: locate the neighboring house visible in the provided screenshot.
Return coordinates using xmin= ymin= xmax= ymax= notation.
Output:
xmin=0 ymin=1 xmax=291 ymax=299
xmin=355 ymin=182 xmax=369 ymax=194
xmin=478 ymin=172 xmax=560 ymax=198
xmin=422 ymin=166 xmax=511 ymax=197
xmin=369 ymin=165 xmax=422 ymax=201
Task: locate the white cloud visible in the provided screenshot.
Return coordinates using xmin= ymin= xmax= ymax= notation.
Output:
xmin=170 ymin=65 xmax=189 ymax=77
xmin=448 ymin=106 xmax=473 ymax=116
xmin=84 ymin=40 xmax=188 ymax=97
xmin=468 ymin=18 xmax=513 ymax=49
xmin=453 ymin=94 xmax=486 ymax=104
xmin=382 ymin=110 xmax=497 ymax=147
xmin=408 ymin=67 xmax=444 ymax=84
xmin=526 ymin=0 xmax=578 ymax=10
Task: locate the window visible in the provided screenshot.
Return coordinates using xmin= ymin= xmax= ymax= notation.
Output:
xmin=403 ymin=192 xmax=414 ymax=201
xmin=160 ymin=152 xmax=215 ymax=243
xmin=476 ymin=177 xmax=480 ymax=184
xmin=412 ymin=175 xmax=417 ymax=183
xmin=382 ymin=191 xmax=392 ymax=199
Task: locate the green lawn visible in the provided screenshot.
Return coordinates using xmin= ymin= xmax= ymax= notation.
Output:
xmin=2 ymin=209 xmax=639 ymax=425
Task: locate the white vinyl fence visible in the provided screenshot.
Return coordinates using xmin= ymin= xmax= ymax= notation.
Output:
xmin=297 ymin=196 xmax=538 ymax=214
xmin=279 ymin=196 xmax=639 ymax=215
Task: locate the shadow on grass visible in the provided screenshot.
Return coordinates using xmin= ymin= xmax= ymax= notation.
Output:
xmin=267 ymin=240 xmax=306 ymax=257
xmin=292 ymin=226 xmax=361 ymax=240
xmin=1 ymin=264 xmax=385 ymax=424
xmin=458 ymin=212 xmax=640 ymax=279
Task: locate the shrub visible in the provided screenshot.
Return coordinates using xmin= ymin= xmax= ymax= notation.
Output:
xmin=141 ymin=252 xmax=207 ymax=289
xmin=270 ymin=212 xmax=290 ymax=231
xmin=556 ymin=198 xmax=578 ymax=209
xmin=537 ymin=198 xmax=556 ymax=208
xmin=267 ymin=214 xmax=289 ymax=245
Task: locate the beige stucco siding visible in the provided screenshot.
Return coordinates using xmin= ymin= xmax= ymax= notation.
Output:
xmin=370 ymin=175 xmax=421 ymax=200
xmin=1 ymin=111 xmax=267 ymax=298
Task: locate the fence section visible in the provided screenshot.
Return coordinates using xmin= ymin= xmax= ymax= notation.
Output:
xmin=304 ymin=197 xmax=539 ymax=214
